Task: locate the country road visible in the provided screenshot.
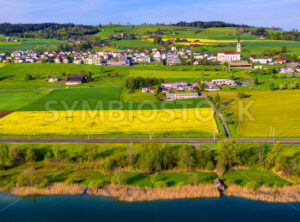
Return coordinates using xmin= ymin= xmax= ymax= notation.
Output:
xmin=202 ymin=94 xmax=231 ymax=138
xmin=1 ymin=138 xmax=300 ymax=144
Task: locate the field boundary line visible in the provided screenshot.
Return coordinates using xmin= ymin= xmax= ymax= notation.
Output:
xmin=17 ymin=88 xmax=53 ymax=111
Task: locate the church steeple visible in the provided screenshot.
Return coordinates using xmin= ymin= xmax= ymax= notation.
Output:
xmin=237 ymin=39 xmax=241 ymax=53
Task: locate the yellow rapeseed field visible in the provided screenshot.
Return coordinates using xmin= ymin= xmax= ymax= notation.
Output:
xmin=208 ymin=91 xmax=300 ymax=137
xmin=0 ymin=108 xmax=219 ymax=136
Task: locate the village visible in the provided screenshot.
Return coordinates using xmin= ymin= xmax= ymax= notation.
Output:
xmin=0 ymin=41 xmax=300 ymax=75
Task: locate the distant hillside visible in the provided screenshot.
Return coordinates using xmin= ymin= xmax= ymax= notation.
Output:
xmin=173 ymin=21 xmax=252 ymax=28
xmin=0 ymin=23 xmax=100 ymax=40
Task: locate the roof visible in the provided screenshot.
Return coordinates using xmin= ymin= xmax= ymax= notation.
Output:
xmin=67 ymin=75 xmax=86 ymax=81
xmin=218 ymin=50 xmax=240 ymax=55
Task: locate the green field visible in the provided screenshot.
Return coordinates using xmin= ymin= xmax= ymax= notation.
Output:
xmin=105 ymin=39 xmax=159 ymax=49
xmin=0 ymin=39 xmax=64 ymax=52
xmin=0 ymin=90 xmax=46 ymax=110
xmin=130 ymin=69 xmax=251 ymax=82
xmin=0 ymin=63 xmax=128 ymax=89
xmin=21 ymin=86 xmax=210 ymax=111
xmin=222 ymin=169 xmax=290 ymax=187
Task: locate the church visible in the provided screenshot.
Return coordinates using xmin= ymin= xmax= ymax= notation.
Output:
xmin=217 ymin=40 xmax=241 ymax=63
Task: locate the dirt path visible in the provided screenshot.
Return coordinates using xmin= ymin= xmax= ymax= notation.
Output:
xmin=202 ymin=94 xmax=231 ymax=138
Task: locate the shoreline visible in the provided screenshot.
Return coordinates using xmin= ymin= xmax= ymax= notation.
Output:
xmin=2 ymin=183 xmax=300 ymax=203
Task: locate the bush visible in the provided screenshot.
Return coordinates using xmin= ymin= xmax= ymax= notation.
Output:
xmin=176 ymin=181 xmax=186 ymax=187
xmin=38 ymin=179 xmax=49 ymax=188
xmin=225 ymin=179 xmax=235 ymax=186
xmin=205 ymin=161 xmax=215 ymax=171
xmin=111 ymin=171 xmax=127 ymax=185
xmin=17 ymin=168 xmax=43 ymax=187
xmin=154 ymin=181 xmax=167 ymax=188
xmin=88 ymin=180 xmax=105 ymax=188
xmin=64 ymin=178 xmax=75 ymax=185
xmin=245 ymin=181 xmax=259 ymax=190
xmin=188 ymin=173 xmax=200 ymax=185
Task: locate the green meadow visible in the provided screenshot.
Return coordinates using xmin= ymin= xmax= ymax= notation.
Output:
xmin=0 ymin=39 xmax=64 ymax=52
xmin=0 ymin=90 xmax=46 ymax=110
xmin=21 ymin=86 xmax=210 ymax=111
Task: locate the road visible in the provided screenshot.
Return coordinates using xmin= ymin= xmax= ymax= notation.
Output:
xmin=1 ymin=138 xmax=300 ymax=144
xmin=202 ymin=94 xmax=231 ymax=138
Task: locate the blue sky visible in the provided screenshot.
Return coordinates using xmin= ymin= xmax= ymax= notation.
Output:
xmin=1 ymin=0 xmax=300 ymax=30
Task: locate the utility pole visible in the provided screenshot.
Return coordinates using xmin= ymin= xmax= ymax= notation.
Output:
xmin=273 ymin=128 xmax=275 ymax=141
xmin=213 ymin=127 xmax=216 ymax=143
xmin=150 ymin=129 xmax=153 ymax=141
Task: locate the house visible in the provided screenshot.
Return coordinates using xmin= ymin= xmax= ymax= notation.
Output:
xmin=48 ymin=77 xmax=60 ymax=83
xmin=55 ymin=57 xmax=62 ymax=63
xmin=65 ymin=75 xmax=88 ymax=85
xmin=106 ymin=59 xmax=130 ymax=66
xmin=166 ymin=54 xmax=181 ymax=66
xmin=161 ymin=82 xmax=188 ymax=89
xmin=280 ymin=66 xmax=295 ymax=74
xmin=211 ymin=79 xmax=237 ymax=86
xmin=205 ymin=85 xmax=220 ymax=91
xmin=250 ymin=55 xmax=273 ymax=64
xmin=274 ymin=57 xmax=287 ymax=64
xmin=214 ymin=179 xmax=225 ymax=191
xmin=217 ymin=40 xmax=241 ymax=63
xmin=166 ymin=92 xmax=199 ymax=101
xmin=142 ymin=87 xmax=155 ymax=93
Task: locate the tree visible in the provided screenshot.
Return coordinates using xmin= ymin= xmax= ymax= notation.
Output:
xmin=188 ymin=173 xmax=200 ymax=185
xmin=103 ymin=158 xmax=115 ymax=172
xmin=0 ymin=144 xmax=10 ymax=164
xmin=24 ymin=74 xmax=33 ymax=80
xmin=281 ymin=46 xmax=287 ymax=53
xmin=190 ymin=53 xmax=194 ymax=65
xmin=214 ymin=93 xmax=221 ymax=104
xmin=254 ymin=78 xmax=259 ymax=85
xmin=10 ymin=146 xmax=23 ymax=164
xmin=127 ymin=143 xmax=136 ymax=166
xmin=177 ymin=145 xmax=196 ymax=172
xmin=267 ymin=142 xmax=283 ymax=169
xmin=216 ymin=139 xmax=239 ymax=169
xmin=25 ymin=148 xmax=37 ymax=162
xmin=17 ymin=167 xmax=43 ymax=187
xmin=88 ymin=71 xmax=93 ymax=82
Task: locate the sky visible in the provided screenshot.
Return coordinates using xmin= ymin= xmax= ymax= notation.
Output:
xmin=1 ymin=0 xmax=300 ymax=30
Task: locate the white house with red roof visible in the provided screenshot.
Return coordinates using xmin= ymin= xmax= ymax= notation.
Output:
xmin=217 ymin=40 xmax=241 ymax=63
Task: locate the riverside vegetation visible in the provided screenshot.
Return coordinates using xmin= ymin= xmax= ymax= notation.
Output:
xmin=0 ymin=140 xmax=299 ymax=202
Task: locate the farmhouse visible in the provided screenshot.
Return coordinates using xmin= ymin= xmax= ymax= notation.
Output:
xmin=142 ymin=87 xmax=155 ymax=93
xmin=161 ymin=82 xmax=188 ymax=89
xmin=211 ymin=79 xmax=237 ymax=86
xmin=166 ymin=92 xmax=199 ymax=100
xmin=217 ymin=40 xmax=241 ymax=63
xmin=228 ymin=61 xmax=252 ymax=69
xmin=48 ymin=77 xmax=60 ymax=83
xmin=65 ymin=75 xmax=88 ymax=85
xmin=280 ymin=66 xmax=295 ymax=74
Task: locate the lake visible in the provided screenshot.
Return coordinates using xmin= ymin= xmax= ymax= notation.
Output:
xmin=0 ymin=193 xmax=300 ymax=221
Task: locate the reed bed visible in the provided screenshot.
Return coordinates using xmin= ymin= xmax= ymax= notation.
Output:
xmin=11 ymin=183 xmax=84 ymax=197
xmin=88 ymin=184 xmax=220 ymax=202
xmin=224 ymin=185 xmax=300 ymax=203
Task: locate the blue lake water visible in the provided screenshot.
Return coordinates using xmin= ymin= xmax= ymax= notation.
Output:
xmin=0 ymin=193 xmax=300 ymax=222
